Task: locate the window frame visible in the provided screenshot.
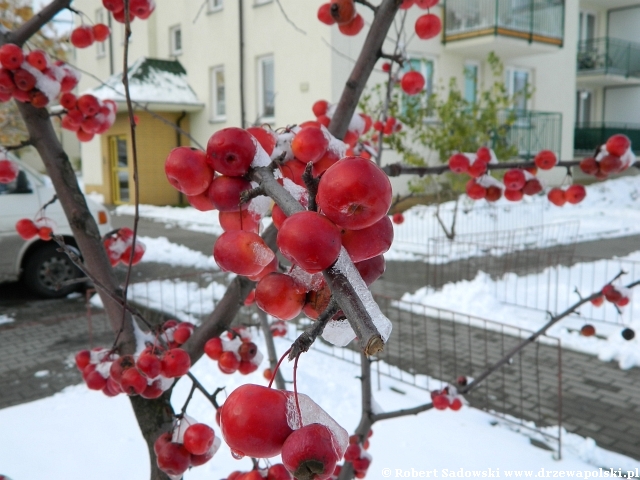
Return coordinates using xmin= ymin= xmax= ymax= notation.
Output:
xmin=401 ymin=56 xmax=435 ymax=117
xmin=505 ymin=66 xmax=531 ymax=114
xmin=95 ymin=8 xmax=106 ymax=58
xmin=257 ymin=54 xmax=275 ymax=122
xmin=463 ymin=61 xmax=479 ymax=104
xmin=169 ymin=24 xmax=182 ymax=56
xmin=210 ymin=65 xmax=226 ymax=122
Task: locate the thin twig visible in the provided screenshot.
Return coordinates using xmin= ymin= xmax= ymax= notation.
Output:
xmin=355 ymin=0 xmax=378 ymax=12
xmin=275 ymin=0 xmax=307 ymax=35
xmin=187 ymin=372 xmax=224 ymax=409
xmin=1 ymin=139 xmax=33 ymax=151
xmin=289 ymin=298 xmax=339 ymax=359
xmin=384 ymin=159 xmax=583 ymax=177
xmin=301 ymin=163 xmax=319 ymax=212
xmin=180 ymin=382 xmax=198 ymax=416
xmin=50 ymin=235 xmax=154 ymax=329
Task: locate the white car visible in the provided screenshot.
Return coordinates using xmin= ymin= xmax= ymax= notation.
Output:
xmin=0 ymin=157 xmax=112 ymax=298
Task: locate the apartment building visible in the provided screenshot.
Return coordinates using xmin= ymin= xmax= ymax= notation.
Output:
xmin=72 ymin=0 xmax=617 ymax=204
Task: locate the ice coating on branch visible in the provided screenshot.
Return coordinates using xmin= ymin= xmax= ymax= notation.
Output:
xmin=249 ymin=196 xmax=271 ymax=220
xmin=289 ymin=265 xmax=324 ymax=291
xmin=330 ymin=248 xmax=392 ymax=341
xmin=251 ymin=138 xmax=272 ymax=168
xmin=284 ymin=392 xmax=348 ymax=458
xmin=172 ymin=414 xmax=196 ymax=443
xmin=322 ymin=319 xmax=355 ymax=346
xmin=282 ymin=177 xmax=308 ymax=204
xmin=133 ymin=320 xmax=156 ymax=355
xmin=89 ymin=348 xmax=110 ymax=364
xmin=476 ymin=175 xmax=504 ymax=189
xmin=272 ymin=132 xmax=294 ymax=161
xmin=326 ymin=130 xmax=347 ymax=158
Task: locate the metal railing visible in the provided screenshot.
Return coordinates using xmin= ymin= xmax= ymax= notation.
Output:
xmin=575 ymin=122 xmax=640 ymax=154
xmin=577 ymin=37 xmax=640 ymax=78
xmin=497 ymin=110 xmax=562 ymax=161
xmin=443 ymin=0 xmax=564 ymax=46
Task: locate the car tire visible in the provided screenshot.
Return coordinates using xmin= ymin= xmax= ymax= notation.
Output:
xmin=22 ymin=243 xmax=84 ymax=298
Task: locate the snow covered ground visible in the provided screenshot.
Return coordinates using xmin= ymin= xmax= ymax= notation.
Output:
xmin=1 ymin=335 xmax=637 ymax=480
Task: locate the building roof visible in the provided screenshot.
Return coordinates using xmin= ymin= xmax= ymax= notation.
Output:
xmin=89 ymin=57 xmax=204 ymax=112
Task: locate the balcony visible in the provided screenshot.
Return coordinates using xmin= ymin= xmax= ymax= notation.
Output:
xmin=575 ymin=122 xmax=640 ymax=154
xmin=494 ymin=110 xmax=562 ymax=160
xmin=576 ymin=38 xmax=640 ymax=88
xmin=442 ymin=0 xmax=564 ymax=59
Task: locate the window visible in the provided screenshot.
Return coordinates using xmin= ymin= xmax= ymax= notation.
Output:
xmin=258 ymin=55 xmax=275 ymax=120
xmin=95 ymin=9 xmax=106 ymax=58
xmin=506 ymin=67 xmax=529 ymax=113
xmin=210 ymin=66 xmax=226 ymax=121
xmin=578 ymin=11 xmax=596 ymax=44
xmin=208 ymin=0 xmax=223 ymax=12
xmin=170 ymin=25 xmax=182 ymax=56
xmin=576 ymin=90 xmax=592 ymax=126
xmin=401 ymin=57 xmax=434 ymax=115
xmin=463 ymin=63 xmax=478 ymax=104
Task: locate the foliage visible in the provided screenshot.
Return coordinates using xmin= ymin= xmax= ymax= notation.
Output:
xmin=360 ymin=52 xmax=530 ymax=194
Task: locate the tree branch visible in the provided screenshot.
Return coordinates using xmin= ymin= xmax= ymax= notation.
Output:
xmin=258 ymin=309 xmax=286 ymax=390
xmin=4 ymin=0 xmax=71 ymax=46
xmin=460 ymin=275 xmax=640 ymax=395
xmin=384 ymin=159 xmax=583 ymax=177
xmin=355 ymin=0 xmax=378 ymax=12
xmin=1 ymin=139 xmax=33 ymax=151
xmin=288 ymin=298 xmax=339 ymax=359
xmin=329 ymin=0 xmax=402 ymax=139
xmin=251 ymin=166 xmax=386 ymax=356
xmin=372 ymin=403 xmax=433 ymax=422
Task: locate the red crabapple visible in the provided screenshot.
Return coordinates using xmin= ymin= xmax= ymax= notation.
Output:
xmin=606 ymin=134 xmax=630 ymax=157
xmin=338 ymin=13 xmax=364 ymax=35
xmin=565 ymin=184 xmax=586 ymax=204
xmin=164 ymin=147 xmax=213 ymax=196
xmin=547 ymin=188 xmax=566 ymax=207
xmin=401 ymin=71 xmax=425 ymax=95
xmin=534 ymin=150 xmax=557 ymax=170
xmin=415 ymin=13 xmax=442 ymax=40
xmin=183 ymin=423 xmax=215 ymax=456
xmin=213 ymin=230 xmax=275 ymax=276
xmin=277 ymin=211 xmax=341 ymax=273
xmin=256 ymin=272 xmax=306 ymax=321
xmin=316 ymin=156 xmax=392 ymax=231
xmin=448 ymin=153 xmax=470 ymax=173
xmin=282 ymin=423 xmax=340 ymax=480
xmin=206 ymin=127 xmax=256 ymax=176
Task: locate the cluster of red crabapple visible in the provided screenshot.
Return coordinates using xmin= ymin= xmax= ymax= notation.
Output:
xmin=164 ymin=108 xmax=393 ymax=324
xmin=203 ymin=327 xmax=264 ymax=376
xmin=103 ymin=227 xmax=147 ymax=266
xmin=317 ymin=0 xmax=442 ymax=39
xmin=74 ymin=319 xmax=193 ymax=398
xmin=223 ymin=464 xmax=292 ymax=480
xmin=154 ymin=414 xmax=220 ymax=477
xmin=0 ymin=43 xmax=79 ymax=108
xmin=579 ymin=283 xmax=636 ymax=341
xmin=431 ymin=385 xmax=464 ymax=411
xmin=343 ymin=430 xmax=374 ymax=479
xmin=69 ymin=0 xmax=156 ymax=49
xmin=219 ymin=384 xmax=349 ymax=479
xmin=14 ymin=218 xmax=54 ymax=242
xmin=0 ymin=154 xmax=18 ymax=184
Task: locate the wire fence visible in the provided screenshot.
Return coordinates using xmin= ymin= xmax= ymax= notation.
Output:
xmin=120 ymin=271 xmax=563 ymax=454
xmin=284 ymin=295 xmax=563 ymax=455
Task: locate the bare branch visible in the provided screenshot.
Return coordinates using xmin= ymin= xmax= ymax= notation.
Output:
xmin=301 ymin=163 xmax=319 ymax=212
xmin=329 ymin=0 xmax=402 ymax=139
xmin=251 ymin=166 xmax=385 ymax=356
xmin=4 ymin=0 xmax=71 ymax=46
xmin=1 ymin=139 xmax=33 ymax=151
xmin=460 ymin=275 xmax=640 ymax=395
xmin=258 ymin=309 xmax=286 ymax=390
xmin=275 ymin=0 xmax=307 ymax=35
xmin=384 ymin=159 xmax=583 ymax=177
xmin=288 ymin=298 xmax=339 ymax=359
xmin=355 ymin=0 xmax=379 ymax=12
xmin=372 ymin=403 xmax=433 ymax=422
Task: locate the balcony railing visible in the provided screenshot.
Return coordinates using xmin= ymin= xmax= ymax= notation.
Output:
xmin=577 ymin=37 xmax=640 ymax=78
xmin=443 ymin=0 xmax=564 ymax=47
xmin=494 ymin=110 xmax=562 ymax=160
xmin=575 ymin=122 xmax=640 ymax=153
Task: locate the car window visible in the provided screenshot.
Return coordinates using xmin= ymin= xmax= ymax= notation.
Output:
xmin=0 ymin=170 xmax=33 ymax=195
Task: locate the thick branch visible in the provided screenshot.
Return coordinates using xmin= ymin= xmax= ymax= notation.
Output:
xmin=4 ymin=0 xmax=71 ymax=46
xmin=329 ymin=0 xmax=402 ymax=139
xmin=252 ymin=167 xmax=385 ymax=356
xmin=15 ymin=101 xmax=137 ymax=355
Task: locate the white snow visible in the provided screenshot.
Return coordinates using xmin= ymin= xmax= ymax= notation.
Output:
xmin=0 ymin=314 xmax=15 ymax=325
xmin=137 ymin=236 xmax=219 ymax=270
xmin=1 ymin=336 xmax=637 ymax=480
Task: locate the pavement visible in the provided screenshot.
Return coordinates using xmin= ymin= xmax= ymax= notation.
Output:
xmin=1 ymin=211 xmax=640 ymax=461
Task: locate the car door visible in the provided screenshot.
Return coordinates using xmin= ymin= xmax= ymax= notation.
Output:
xmin=0 ymin=168 xmax=41 ymax=282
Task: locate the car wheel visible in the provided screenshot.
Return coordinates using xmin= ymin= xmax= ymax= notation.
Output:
xmin=22 ymin=243 xmax=83 ymax=298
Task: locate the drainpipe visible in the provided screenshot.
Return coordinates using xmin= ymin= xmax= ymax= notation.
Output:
xmin=176 ymin=110 xmax=187 ymax=205
xmin=107 ymin=12 xmax=114 ymax=75
xmin=239 ymin=0 xmax=246 ymax=128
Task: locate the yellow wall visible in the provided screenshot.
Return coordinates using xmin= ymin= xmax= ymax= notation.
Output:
xmin=95 ymin=110 xmax=192 ymax=206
